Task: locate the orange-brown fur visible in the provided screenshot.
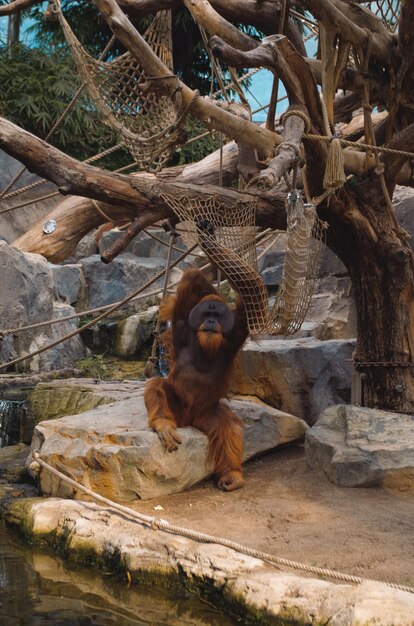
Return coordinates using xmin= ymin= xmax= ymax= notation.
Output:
xmin=144 ymin=268 xmax=248 ymax=491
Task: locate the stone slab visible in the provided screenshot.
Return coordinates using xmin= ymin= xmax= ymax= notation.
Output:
xmin=305 ymin=404 xmax=414 ymax=489
xmin=28 ymin=382 xmax=307 ymax=500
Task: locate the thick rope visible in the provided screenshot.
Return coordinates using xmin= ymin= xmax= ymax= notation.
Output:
xmin=29 ymin=454 xmax=414 ymax=595
xmin=303 ymin=134 xmax=414 ymax=159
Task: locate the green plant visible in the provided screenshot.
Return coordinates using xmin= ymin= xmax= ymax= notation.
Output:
xmin=0 ymin=43 xmax=130 ymax=166
xmin=76 ymin=354 xmax=109 ymax=380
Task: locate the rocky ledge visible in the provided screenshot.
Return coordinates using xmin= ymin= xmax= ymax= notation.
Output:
xmin=4 ymin=497 xmax=414 ymax=626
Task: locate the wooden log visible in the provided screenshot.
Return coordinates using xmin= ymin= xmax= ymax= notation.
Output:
xmin=257 ymin=106 xmax=307 ymax=191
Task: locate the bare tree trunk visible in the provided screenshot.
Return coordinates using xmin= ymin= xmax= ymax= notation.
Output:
xmin=327 ymin=178 xmax=414 ymax=412
xmin=7 ymin=12 xmax=21 ymax=57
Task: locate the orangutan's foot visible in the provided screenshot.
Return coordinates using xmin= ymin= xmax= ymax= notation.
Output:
xmin=217 ymin=470 xmax=244 ymax=491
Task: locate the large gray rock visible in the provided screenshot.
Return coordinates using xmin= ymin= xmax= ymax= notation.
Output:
xmin=305 ymin=275 xmax=357 ymax=340
xmin=0 ymin=242 xmax=54 ymax=368
xmin=257 ymin=234 xmax=356 ymax=339
xmin=69 ymin=231 xmax=99 ymax=262
xmin=113 ymin=306 xmax=158 ymax=357
xmin=50 ymin=263 xmax=86 ymax=308
xmin=232 ymin=337 xmax=355 ymax=424
xmin=305 ymin=404 xmax=414 ymax=489
xmin=318 ymin=243 xmax=348 ymax=277
xmin=79 ymin=253 xmax=182 ymax=309
xmin=28 ymin=384 xmax=307 ymax=500
xmin=0 ymin=247 xmax=87 ymax=373
xmin=0 ymin=242 xmax=53 ymax=331
xmin=99 ymin=228 xmax=188 ymax=260
xmin=393 ymin=185 xmax=414 ymax=241
xmin=28 ymin=379 xmax=145 ymax=423
xmin=26 ymin=303 xmax=87 ymax=373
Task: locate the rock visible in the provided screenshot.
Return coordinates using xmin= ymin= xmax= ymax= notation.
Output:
xmin=80 ymin=321 xmax=118 ymax=354
xmin=318 ymin=243 xmax=348 ymax=277
xmin=0 ymin=443 xmax=30 ymax=482
xmin=28 ymin=379 xmax=144 ymax=423
xmin=50 ymin=263 xmax=86 ymax=308
xmin=232 ymin=337 xmax=355 ymax=424
xmin=393 ymin=185 xmax=414 ymax=241
xmin=257 ymin=246 xmax=285 ymax=273
xmin=69 ymin=231 xmax=99 ymax=262
xmin=113 ymin=306 xmax=158 ymax=357
xmin=0 ymin=245 xmax=86 ymax=373
xmin=0 ymin=242 xmax=54 ymax=330
xmin=5 ymin=498 xmax=414 ymax=625
xmin=26 ymin=303 xmax=87 ymax=373
xmin=305 ymin=276 xmax=357 ymax=340
xmin=28 ymin=381 xmax=307 ymax=500
xmin=0 ymin=242 xmax=54 ymax=367
xmin=99 ymin=228 xmax=180 ymax=259
xmin=78 ymin=254 xmax=183 ymax=309
xmin=262 ymin=264 xmax=284 ymax=290
xmin=305 ymin=405 xmax=414 ymax=490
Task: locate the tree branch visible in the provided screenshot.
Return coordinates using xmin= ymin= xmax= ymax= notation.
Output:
xmin=257 ymin=106 xmax=306 ymax=191
xmin=382 ymin=122 xmax=414 ymax=189
xmin=397 ymin=0 xmax=414 ymax=90
xmin=210 ymin=34 xmax=324 ymax=132
xmin=1 ymin=116 xmax=288 ymax=261
xmin=93 ymin=0 xmax=280 ymax=156
xmin=0 ymin=0 xmax=38 ymax=15
xmin=119 ymin=0 xmax=305 ymax=51
xmin=183 ymin=0 xmax=257 ymax=52
xmin=299 ymin=0 xmax=393 ymax=66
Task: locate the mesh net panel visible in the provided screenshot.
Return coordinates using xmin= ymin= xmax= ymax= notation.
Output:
xmin=54 ymin=2 xmax=184 ymax=171
xmin=162 ymin=190 xmax=326 ymax=336
xmin=363 ymin=1 xmax=400 ymax=31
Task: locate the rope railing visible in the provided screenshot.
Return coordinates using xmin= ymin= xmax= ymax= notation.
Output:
xmin=29 ymin=453 xmax=414 ymax=595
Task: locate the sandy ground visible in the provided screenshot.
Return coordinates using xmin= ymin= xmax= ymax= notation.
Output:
xmin=133 ymin=444 xmax=414 ymax=589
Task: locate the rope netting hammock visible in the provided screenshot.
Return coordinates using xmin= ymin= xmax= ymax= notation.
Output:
xmin=162 ymin=190 xmax=326 ymax=336
xmin=53 ymin=1 xmax=187 ymax=172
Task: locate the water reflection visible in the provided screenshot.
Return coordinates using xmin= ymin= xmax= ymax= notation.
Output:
xmin=0 ymin=523 xmax=236 ymax=626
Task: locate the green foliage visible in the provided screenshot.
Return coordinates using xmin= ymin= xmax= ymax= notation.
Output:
xmin=76 ymin=354 xmax=109 ymax=380
xmin=28 ymin=0 xmax=122 ymax=56
xmin=173 ymin=118 xmax=220 ymax=166
xmin=0 ymin=43 xmax=131 ymax=166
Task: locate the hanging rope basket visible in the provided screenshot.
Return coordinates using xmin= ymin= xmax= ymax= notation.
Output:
xmin=53 ymin=1 xmax=187 ymax=172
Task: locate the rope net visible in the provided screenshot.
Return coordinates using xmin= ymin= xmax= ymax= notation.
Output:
xmin=53 ymin=2 xmax=185 ymax=172
xmin=363 ymin=1 xmax=400 ymax=31
xmin=162 ymin=190 xmax=326 ymax=336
